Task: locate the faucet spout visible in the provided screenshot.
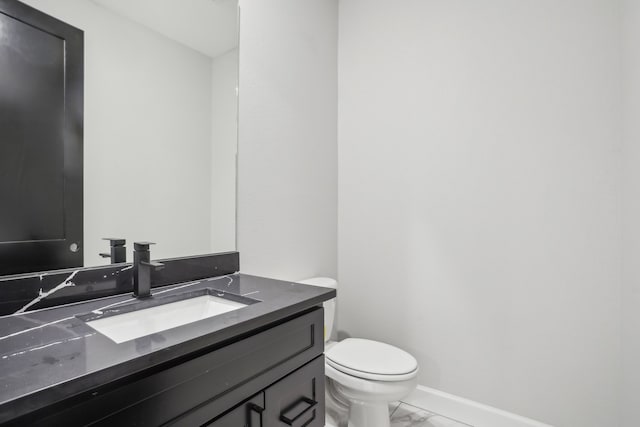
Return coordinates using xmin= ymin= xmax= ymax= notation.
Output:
xmin=132 ymin=242 xmax=164 ymax=298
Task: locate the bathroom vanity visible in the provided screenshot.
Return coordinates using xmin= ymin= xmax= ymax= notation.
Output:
xmin=0 ymin=264 xmax=335 ymax=426
xmin=0 ymin=1 xmax=338 ymax=425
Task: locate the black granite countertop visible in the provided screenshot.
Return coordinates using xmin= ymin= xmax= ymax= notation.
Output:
xmin=0 ymin=273 xmax=335 ymax=423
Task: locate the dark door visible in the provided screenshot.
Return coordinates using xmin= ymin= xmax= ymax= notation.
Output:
xmin=0 ymin=0 xmax=83 ymax=275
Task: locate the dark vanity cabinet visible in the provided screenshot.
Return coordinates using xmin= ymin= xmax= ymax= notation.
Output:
xmin=9 ymin=308 xmax=325 ymax=427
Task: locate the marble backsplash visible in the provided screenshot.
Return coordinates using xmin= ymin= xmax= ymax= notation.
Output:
xmin=0 ymin=252 xmax=239 ymax=316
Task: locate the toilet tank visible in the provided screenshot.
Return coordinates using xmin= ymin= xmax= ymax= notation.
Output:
xmin=297 ymin=277 xmax=337 ymax=342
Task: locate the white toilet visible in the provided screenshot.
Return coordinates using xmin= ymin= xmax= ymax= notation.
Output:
xmin=298 ymin=278 xmax=419 ymax=427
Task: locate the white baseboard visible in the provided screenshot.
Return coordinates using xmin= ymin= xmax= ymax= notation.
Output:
xmin=403 ymin=385 xmax=554 ymax=427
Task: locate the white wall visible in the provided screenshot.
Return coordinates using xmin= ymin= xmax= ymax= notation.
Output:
xmin=211 ymin=48 xmax=239 ymax=252
xmin=20 ymin=0 xmax=216 ymax=265
xmin=337 ymin=1 xmax=622 ymax=426
xmin=236 ymin=0 xmax=338 ymax=280
xmin=622 ymin=1 xmax=640 ymax=426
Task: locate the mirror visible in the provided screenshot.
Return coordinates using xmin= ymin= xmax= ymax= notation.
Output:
xmin=1 ymin=0 xmax=239 ymax=274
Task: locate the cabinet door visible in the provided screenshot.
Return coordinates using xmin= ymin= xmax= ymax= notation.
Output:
xmin=264 ymin=356 xmax=325 ymax=427
xmin=205 ymin=393 xmax=265 ymax=427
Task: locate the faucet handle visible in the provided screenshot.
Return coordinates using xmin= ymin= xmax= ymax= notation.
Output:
xmin=134 ymin=241 xmax=155 ymax=251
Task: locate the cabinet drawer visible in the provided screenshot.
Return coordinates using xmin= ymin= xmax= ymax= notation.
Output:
xmin=205 ymin=393 xmax=264 ymax=427
xmin=264 ymin=356 xmax=325 ymax=427
xmin=22 ymin=308 xmax=324 ymax=427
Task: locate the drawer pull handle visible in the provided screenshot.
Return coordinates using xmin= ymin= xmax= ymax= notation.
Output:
xmin=279 ymin=397 xmax=317 ymax=426
xmin=248 ymin=402 xmax=264 ymax=426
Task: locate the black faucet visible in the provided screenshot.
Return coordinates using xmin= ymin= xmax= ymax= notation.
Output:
xmin=133 ymin=242 xmax=165 ymax=298
xmin=99 ymin=238 xmax=127 ymax=263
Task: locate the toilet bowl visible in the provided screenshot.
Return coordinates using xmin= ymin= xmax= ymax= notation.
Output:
xmin=297 ymin=278 xmax=419 ymax=427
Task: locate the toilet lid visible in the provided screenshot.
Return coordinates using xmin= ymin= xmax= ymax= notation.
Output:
xmin=325 ymin=338 xmax=418 ymax=381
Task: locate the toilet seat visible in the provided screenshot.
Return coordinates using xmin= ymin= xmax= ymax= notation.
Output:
xmin=325 ymin=338 xmax=418 ymax=382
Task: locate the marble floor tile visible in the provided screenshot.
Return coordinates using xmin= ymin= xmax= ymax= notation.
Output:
xmin=390 ymin=403 xmax=472 ymax=427
xmin=389 ymin=401 xmax=402 ymax=416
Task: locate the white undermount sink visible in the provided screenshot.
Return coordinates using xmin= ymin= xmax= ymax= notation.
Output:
xmin=86 ymin=295 xmax=248 ymax=343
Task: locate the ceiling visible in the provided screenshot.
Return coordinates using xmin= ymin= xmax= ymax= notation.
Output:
xmin=91 ymin=0 xmax=238 ymax=58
